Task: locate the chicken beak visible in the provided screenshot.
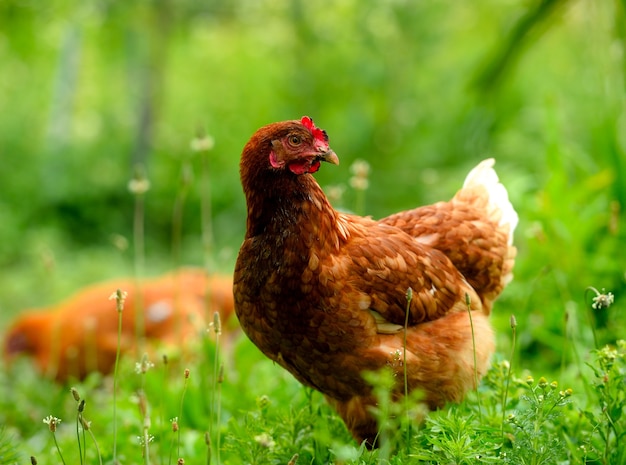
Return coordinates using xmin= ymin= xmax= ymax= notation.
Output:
xmin=320 ymin=149 xmax=339 ymax=166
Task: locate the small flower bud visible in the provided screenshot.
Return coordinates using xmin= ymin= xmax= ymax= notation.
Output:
xmin=350 ymin=159 xmax=370 ymax=178
xmin=349 ymin=177 xmax=369 ymax=190
xmin=510 ymin=314 xmax=517 ymax=329
xmin=80 ymin=417 xmax=91 ymax=431
xmin=128 ymin=165 xmax=150 ymax=195
xmin=43 ymin=415 xmax=61 ymax=433
xmin=109 ymin=289 xmax=128 ymax=313
xmin=190 ymin=134 xmax=215 ymax=152
xmin=592 ymin=291 xmax=614 ymax=310
xmin=257 ymin=395 xmax=270 ymax=410
xmin=526 ymin=376 xmax=534 ymax=386
xmin=254 ymin=432 xmax=275 ymax=449
xmin=326 ymin=185 xmax=345 ymax=204
xmin=184 ymin=368 xmax=190 ymax=379
xmin=110 ymin=233 xmax=129 ymax=251
xmin=213 ymin=312 xmax=222 ymax=336
xmin=70 ymin=387 xmax=81 ymax=402
xmin=349 ymin=159 xmax=370 ymax=192
xmin=136 ymin=354 xmax=155 ymax=374
xmin=138 ymin=434 xmax=155 ymax=446
xmin=538 ymin=377 xmax=548 ymax=389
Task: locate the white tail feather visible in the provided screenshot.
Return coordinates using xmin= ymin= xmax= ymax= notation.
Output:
xmin=462 ymin=158 xmax=518 ymax=245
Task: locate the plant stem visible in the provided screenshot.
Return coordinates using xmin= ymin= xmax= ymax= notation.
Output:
xmin=51 ymin=433 xmax=67 ymax=465
xmin=502 ymin=315 xmax=517 ymax=438
xmin=143 ymin=417 xmax=151 ymax=465
xmin=584 ymin=287 xmax=600 ymax=349
xmin=210 ymin=312 xmax=222 ymax=465
xmin=465 ymin=293 xmax=482 ymax=420
xmin=76 ymin=410 xmax=83 ymax=465
xmin=133 ymin=190 xmax=146 ymax=351
xmin=129 ymin=163 xmax=149 ymax=353
xmin=199 ymin=135 xmax=214 ymax=270
xmin=171 ymin=160 xmax=191 ymax=349
xmin=177 ymin=371 xmax=190 ymax=459
xmin=403 ymin=287 xmax=412 ymax=450
xmin=216 ymin=363 xmax=224 ymax=465
xmin=85 ymin=427 xmax=103 ymax=465
xmin=112 ymin=289 xmax=126 ymax=463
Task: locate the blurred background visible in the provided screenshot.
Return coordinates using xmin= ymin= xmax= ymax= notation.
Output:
xmin=1 ymin=0 xmax=624 ymax=371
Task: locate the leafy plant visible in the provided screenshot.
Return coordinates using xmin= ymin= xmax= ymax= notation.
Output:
xmin=578 ymin=341 xmax=626 ymax=464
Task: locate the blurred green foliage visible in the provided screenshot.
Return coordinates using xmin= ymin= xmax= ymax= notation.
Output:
xmin=1 ymin=0 xmax=625 ymax=369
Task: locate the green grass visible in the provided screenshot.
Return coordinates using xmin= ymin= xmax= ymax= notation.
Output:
xmin=2 ymin=312 xmax=625 ymax=464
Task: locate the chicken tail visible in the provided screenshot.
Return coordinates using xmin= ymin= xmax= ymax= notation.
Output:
xmin=380 ymin=158 xmax=518 ymax=310
xmin=460 ymin=158 xmax=518 ymax=245
xmin=454 ymin=158 xmax=518 ymax=304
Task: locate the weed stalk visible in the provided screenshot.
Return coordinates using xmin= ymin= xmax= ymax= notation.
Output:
xmin=160 ymin=355 xmax=170 ymax=465
xmin=584 ymin=286 xmax=614 ymax=350
xmin=210 ymin=312 xmax=222 ymax=465
xmin=71 ymin=389 xmax=103 ymax=465
xmin=216 ymin=363 xmax=224 ymax=464
xmin=403 ymin=287 xmax=413 ymax=450
xmin=137 ymin=354 xmax=155 ymax=465
xmin=110 ymin=289 xmax=128 ymax=463
xmin=73 ymin=393 xmax=85 ymax=465
xmin=193 ymin=130 xmax=215 ymax=270
xmin=464 ymin=293 xmax=482 ymax=420
xmin=205 ymin=432 xmax=211 ymax=465
xmin=501 ymin=314 xmax=517 ymax=437
xmin=171 ymin=157 xmax=192 ymax=270
xmin=43 ymin=416 xmax=66 ymax=465
xmin=128 ymin=164 xmax=150 ymax=352
xmin=177 ymin=369 xmax=191 ymax=459
xmin=81 ymin=417 xmax=103 ymax=465
xmin=349 ymin=159 xmax=370 ymax=216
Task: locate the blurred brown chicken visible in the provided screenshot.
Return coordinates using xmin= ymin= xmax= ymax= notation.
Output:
xmin=234 ymin=117 xmax=517 ymax=446
xmin=3 ymin=269 xmax=235 ymax=382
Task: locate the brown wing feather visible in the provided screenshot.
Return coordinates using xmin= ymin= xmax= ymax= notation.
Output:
xmin=381 ymin=199 xmax=514 ymax=312
xmin=328 ymin=215 xmax=481 ymax=327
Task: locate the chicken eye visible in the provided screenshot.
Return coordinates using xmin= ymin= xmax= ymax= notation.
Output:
xmin=288 ymin=135 xmax=302 ymax=146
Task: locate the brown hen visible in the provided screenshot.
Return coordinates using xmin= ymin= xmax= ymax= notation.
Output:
xmin=233 ymin=116 xmax=517 ymax=446
xmin=4 ymin=269 xmax=235 ymax=382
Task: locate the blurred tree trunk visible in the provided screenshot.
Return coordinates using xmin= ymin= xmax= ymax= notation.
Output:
xmin=46 ymin=23 xmax=81 ymax=150
xmin=129 ymin=0 xmax=173 ymax=169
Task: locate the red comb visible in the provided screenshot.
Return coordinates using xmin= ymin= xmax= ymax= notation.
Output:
xmin=301 ymin=116 xmax=329 ymax=143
